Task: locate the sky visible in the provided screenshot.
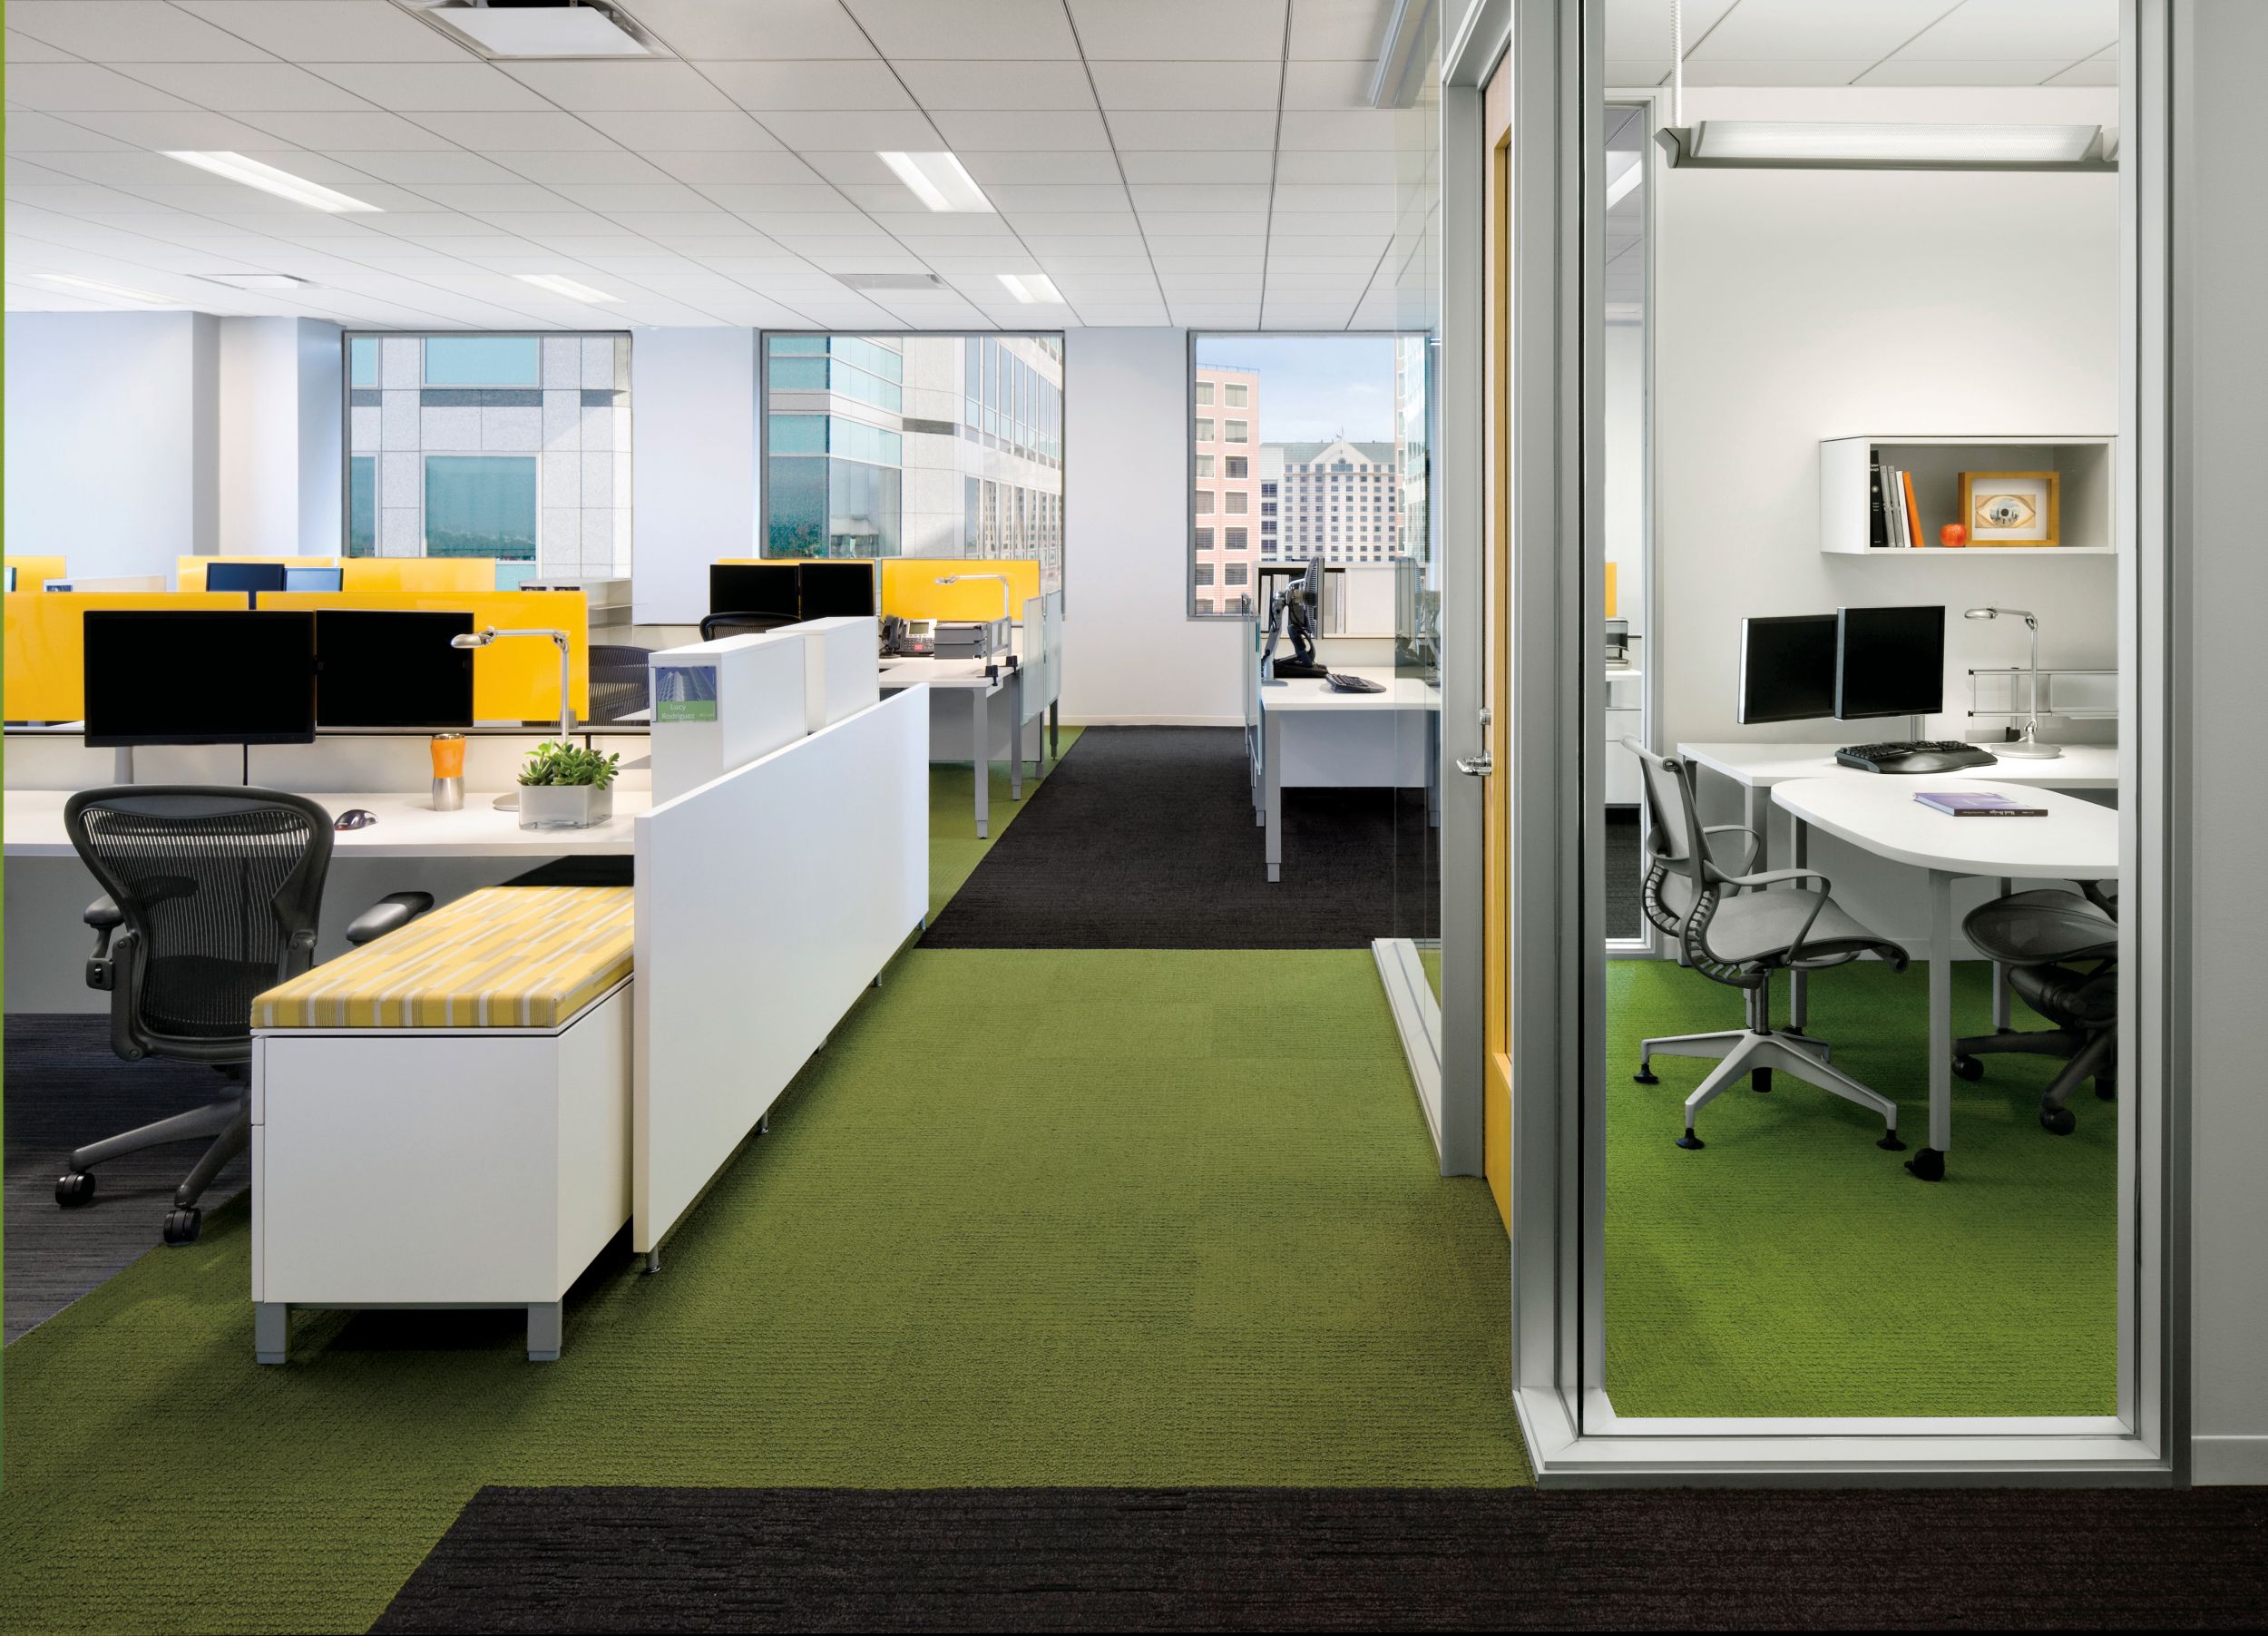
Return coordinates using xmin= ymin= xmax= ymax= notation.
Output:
xmin=1195 ymin=335 xmax=1403 ymax=445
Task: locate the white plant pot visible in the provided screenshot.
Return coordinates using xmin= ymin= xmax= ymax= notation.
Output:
xmin=517 ymin=784 xmax=613 ymax=830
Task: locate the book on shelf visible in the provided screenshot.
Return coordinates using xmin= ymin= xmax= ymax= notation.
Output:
xmin=1901 ymin=468 xmax=1924 ymax=549
xmin=1882 ymin=461 xmax=1908 ymax=547
xmin=1868 ymin=456 xmax=1889 ymax=547
xmin=1914 ymin=791 xmax=2048 ymax=818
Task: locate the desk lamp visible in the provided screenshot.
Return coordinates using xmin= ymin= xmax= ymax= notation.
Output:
xmin=451 ymin=626 xmax=576 ymax=808
xmin=1963 ymin=606 xmax=2059 ymax=759
xmin=934 ymin=573 xmax=1013 ymax=625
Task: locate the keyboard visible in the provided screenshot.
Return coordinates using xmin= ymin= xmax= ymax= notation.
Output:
xmin=1325 ymin=671 xmax=1387 ymax=693
xmin=1835 ymin=740 xmax=1999 ymax=774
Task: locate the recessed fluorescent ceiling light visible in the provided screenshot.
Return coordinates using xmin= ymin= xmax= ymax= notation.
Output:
xmin=1605 ymin=151 xmax=1642 ymax=208
xmin=163 ymin=152 xmax=381 ymax=212
xmin=516 ymin=272 xmax=619 ymax=303
xmin=1688 ymin=122 xmax=2104 ymax=166
xmin=877 ymin=152 xmax=993 ymax=213
xmin=200 ymin=272 xmax=311 ymax=290
xmin=424 ymin=2 xmax=651 ymax=58
xmin=998 ymin=272 xmax=1062 ymax=304
xmin=36 ymin=272 xmax=172 ymax=304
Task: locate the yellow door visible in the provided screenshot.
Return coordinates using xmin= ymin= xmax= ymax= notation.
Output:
xmin=1481 ymin=59 xmax=1514 ymax=1231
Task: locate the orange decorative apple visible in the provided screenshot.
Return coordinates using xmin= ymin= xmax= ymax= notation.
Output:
xmin=1940 ymin=523 xmax=1968 ymax=548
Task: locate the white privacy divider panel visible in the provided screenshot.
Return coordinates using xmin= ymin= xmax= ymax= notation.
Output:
xmin=645 ymin=630 xmax=808 ymax=806
xmin=1023 ymin=591 xmax=1064 ymax=721
xmin=794 ymin=615 xmax=881 ymax=731
xmin=631 ymin=685 xmax=928 ymax=1254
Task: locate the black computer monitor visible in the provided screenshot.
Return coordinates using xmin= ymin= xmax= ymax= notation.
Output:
xmin=83 ymin=611 xmax=316 ymax=747
xmin=205 ymin=562 xmax=288 ymax=594
xmin=285 ymin=565 xmax=344 ymax=593
xmin=709 ymin=563 xmax=798 ymax=622
xmin=797 ymin=560 xmax=876 ymax=620
xmin=1834 ymin=604 xmax=1946 ymax=720
xmin=1737 ymin=614 xmax=1838 ymax=725
xmin=316 ymin=610 xmax=474 ymax=729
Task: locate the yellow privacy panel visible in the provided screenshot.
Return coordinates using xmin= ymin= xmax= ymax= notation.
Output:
xmin=5 ymin=592 xmax=250 ymax=722
xmin=177 ymin=555 xmax=339 ymax=591
xmin=342 ymin=557 xmax=498 ymax=593
xmin=259 ymin=590 xmax=589 ymax=721
xmin=6 ymin=555 xmax=68 ymax=592
xmin=880 ymin=557 xmax=1041 ymax=621
xmin=1604 ymin=562 xmax=1618 ymax=621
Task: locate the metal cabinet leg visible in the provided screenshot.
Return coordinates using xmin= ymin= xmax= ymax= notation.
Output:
xmin=1008 ymin=671 xmax=1024 ymax=800
xmin=1264 ymin=711 xmax=1284 ymax=882
xmin=970 ymin=690 xmax=990 ymax=838
xmin=1907 ymin=868 xmax=1956 ymax=1182
xmin=1050 ymin=700 xmax=1060 ymax=759
xmin=1992 ymin=875 xmax=2014 ymax=1030
xmin=255 ymin=1301 xmax=288 ymax=1365
xmin=527 ymin=1301 xmax=562 ymax=1362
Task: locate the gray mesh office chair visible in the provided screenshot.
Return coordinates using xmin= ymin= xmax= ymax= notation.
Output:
xmin=1626 ymin=740 xmax=1910 ymax=1151
xmin=1951 ymin=886 xmax=2117 ymax=1134
xmin=57 ymin=787 xmax=431 ymax=1246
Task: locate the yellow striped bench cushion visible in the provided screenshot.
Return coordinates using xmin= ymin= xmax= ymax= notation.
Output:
xmin=253 ymin=887 xmax=633 ymax=1030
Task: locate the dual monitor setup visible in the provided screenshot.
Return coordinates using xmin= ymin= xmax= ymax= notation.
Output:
xmin=709 ymin=562 xmax=877 ymax=631
xmin=83 ymin=609 xmax=474 ymax=748
xmin=203 ymin=563 xmax=344 ymax=596
xmin=1739 ymin=603 xmax=1995 ymax=773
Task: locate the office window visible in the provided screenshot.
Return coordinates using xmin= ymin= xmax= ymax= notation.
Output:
xmin=1225 ymin=491 xmax=1248 ymax=514
xmin=1197 ymin=453 xmax=1215 ymax=477
xmin=343 ymin=331 xmax=629 ymax=575
xmin=1195 ymin=490 xmax=1215 ymax=514
xmin=1225 ymin=383 xmax=1247 ymax=407
xmin=762 ymin=331 xmax=1064 ymax=588
xmin=1195 ymin=417 xmax=1214 ymax=442
xmin=1195 ymin=381 xmax=1214 ymax=406
xmin=1225 ymin=419 xmax=1248 ymax=443
xmin=1196 ymin=527 xmax=1214 ymax=549
xmin=1195 ymin=563 xmax=1215 ymax=586
xmin=1226 ymin=456 xmax=1247 ymax=479
xmin=1224 ymin=563 xmax=1248 ymax=586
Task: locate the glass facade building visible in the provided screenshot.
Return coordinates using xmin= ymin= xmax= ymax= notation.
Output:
xmin=763 ymin=333 xmax=1064 ymax=588
xmin=345 ymin=332 xmax=631 ymax=578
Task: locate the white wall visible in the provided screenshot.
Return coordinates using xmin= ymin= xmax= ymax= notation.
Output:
xmin=630 ymin=327 xmax=756 ymax=626
xmin=217 ymin=316 xmax=342 ymax=556
xmin=1060 ymin=327 xmax=1247 ymax=724
xmin=5 ymin=311 xmax=220 ymax=579
xmin=2184 ymin=0 xmax=2268 ymax=1486
xmin=1657 ymin=87 xmax=2121 ymax=757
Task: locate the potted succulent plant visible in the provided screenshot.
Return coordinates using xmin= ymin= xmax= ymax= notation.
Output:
xmin=516 ymin=740 xmax=621 ymax=830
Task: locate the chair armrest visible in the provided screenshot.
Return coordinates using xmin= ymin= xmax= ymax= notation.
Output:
xmin=83 ymin=896 xmax=122 ymax=991
xmin=1708 ymin=867 xmax=1834 ymax=969
xmin=83 ymin=895 xmax=122 ymax=930
xmin=346 ymin=891 xmax=435 ymax=947
xmin=1701 ymin=824 xmax=1761 ymax=877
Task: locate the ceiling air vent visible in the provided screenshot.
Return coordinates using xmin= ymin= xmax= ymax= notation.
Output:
xmin=405 ymin=1 xmax=656 ymax=60
xmin=833 ymin=273 xmax=949 ymax=292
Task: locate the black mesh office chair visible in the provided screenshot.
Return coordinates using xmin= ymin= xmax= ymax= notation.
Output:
xmin=699 ymin=612 xmax=795 ymax=642
xmin=57 ymin=787 xmax=432 ymax=1246
xmin=587 ymin=642 xmax=652 ymax=724
xmin=1951 ymin=886 xmax=2118 ymax=1134
xmin=1626 ymin=740 xmax=1911 ymax=1153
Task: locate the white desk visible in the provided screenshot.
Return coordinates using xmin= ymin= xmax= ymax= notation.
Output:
xmin=1772 ymin=776 xmax=2119 ymax=1182
xmin=3 ymin=787 xmax=648 ymax=857
xmin=876 ymin=658 xmax=1027 ymax=838
xmin=1253 ymin=666 xmax=1442 ymax=882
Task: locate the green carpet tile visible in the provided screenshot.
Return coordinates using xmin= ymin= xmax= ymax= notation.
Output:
xmin=0 ymin=947 xmax=1519 ymax=1636
xmin=926 ymin=726 xmax=1083 ymax=920
xmin=1604 ymin=958 xmax=2117 ymax=1420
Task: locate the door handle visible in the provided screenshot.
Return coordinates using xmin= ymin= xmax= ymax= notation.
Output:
xmin=1456 ymin=752 xmax=1493 ymax=777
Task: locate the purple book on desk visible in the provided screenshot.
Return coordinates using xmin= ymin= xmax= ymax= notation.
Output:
xmin=1915 ymin=790 xmax=2048 ymax=818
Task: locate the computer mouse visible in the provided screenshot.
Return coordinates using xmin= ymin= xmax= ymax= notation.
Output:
xmin=334 ymin=808 xmax=378 ymax=831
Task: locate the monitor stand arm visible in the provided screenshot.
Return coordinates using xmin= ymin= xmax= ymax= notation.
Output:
xmin=113 ymin=747 xmax=134 ymax=786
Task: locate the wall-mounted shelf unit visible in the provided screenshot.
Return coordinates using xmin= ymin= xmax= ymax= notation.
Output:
xmin=1820 ymin=436 xmax=2116 ymax=555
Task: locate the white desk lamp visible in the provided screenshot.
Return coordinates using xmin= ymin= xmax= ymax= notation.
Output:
xmin=934 ymin=573 xmax=1013 ymax=625
xmin=451 ymin=626 xmax=576 ymax=808
xmin=1963 ymin=606 xmax=2060 ymax=759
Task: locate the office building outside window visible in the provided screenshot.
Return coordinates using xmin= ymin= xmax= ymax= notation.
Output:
xmin=344 ymin=332 xmax=630 ymax=580
xmin=1190 ymin=364 xmax=1262 ymax=615
xmin=762 ymin=334 xmax=1062 ymax=586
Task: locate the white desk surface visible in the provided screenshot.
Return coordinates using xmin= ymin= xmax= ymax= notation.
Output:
xmin=1260 ymin=666 xmax=1442 ymax=714
xmin=878 ymin=657 xmax=1006 ymax=693
xmin=3 ymin=787 xmax=648 ymax=858
xmin=1772 ymin=776 xmax=2118 ymax=879
xmin=1679 ymin=740 xmax=2118 ymax=791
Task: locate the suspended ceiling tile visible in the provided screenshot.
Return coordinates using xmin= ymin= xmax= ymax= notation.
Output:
xmin=175 ymin=1 xmax=478 ymax=64
xmin=501 ymin=61 xmax=742 ymax=113
xmin=698 ymin=59 xmax=916 ymax=113
xmin=893 ymin=59 xmax=1099 ymax=112
xmin=1069 ymin=0 xmax=1288 ymax=61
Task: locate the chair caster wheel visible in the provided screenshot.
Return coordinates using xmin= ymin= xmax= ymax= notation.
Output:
xmin=2040 ymin=1107 xmax=2077 ymax=1136
xmin=1675 ymin=1131 xmax=1705 ymax=1150
xmin=2095 ymin=1081 xmax=2116 ymax=1102
xmin=1877 ymin=1132 xmax=1907 ymax=1151
xmin=1905 ymin=1148 xmax=1946 ymax=1182
xmin=162 ymin=1207 xmax=202 ymax=1247
xmin=1633 ymin=1068 xmax=1659 ymax=1085
xmin=1951 ymin=1054 xmax=1984 ymax=1083
xmin=1750 ymin=1069 xmax=1772 ymax=1092
xmin=56 ymin=1171 xmax=96 ymax=1208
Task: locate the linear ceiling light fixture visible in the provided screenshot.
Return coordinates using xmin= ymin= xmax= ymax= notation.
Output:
xmin=877 ymin=151 xmax=993 ymax=213
xmin=163 ymin=151 xmax=383 ymax=211
xmin=997 ymin=272 xmax=1062 ymax=304
xmin=420 ymin=1 xmax=653 ymax=59
xmin=1649 ymin=1 xmax=2114 ymax=174
xmin=1364 ymin=0 xmax=1438 ymax=109
xmin=36 ymin=272 xmax=173 ymax=304
xmin=515 ymin=272 xmax=619 ymax=302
